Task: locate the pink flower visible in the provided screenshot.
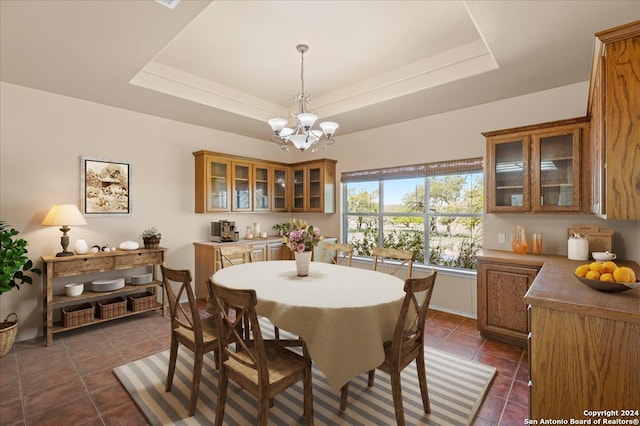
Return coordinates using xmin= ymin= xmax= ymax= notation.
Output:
xmin=296 ymin=243 xmax=306 ymax=252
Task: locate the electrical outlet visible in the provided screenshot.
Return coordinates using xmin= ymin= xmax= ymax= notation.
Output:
xmin=498 ymin=233 xmax=506 ymax=244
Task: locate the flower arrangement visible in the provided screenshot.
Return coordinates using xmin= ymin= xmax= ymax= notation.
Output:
xmin=284 ymin=218 xmax=323 ymax=253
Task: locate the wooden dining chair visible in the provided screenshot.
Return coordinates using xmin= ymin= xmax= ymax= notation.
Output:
xmin=209 ymin=279 xmax=314 ymax=426
xmin=320 ymin=242 xmax=353 ymax=266
xmin=161 ymin=265 xmax=219 ymax=417
xmin=371 ymin=247 xmax=414 ymax=279
xmin=340 ymin=271 xmax=437 ymax=426
xmin=218 ymin=245 xmax=254 ymax=269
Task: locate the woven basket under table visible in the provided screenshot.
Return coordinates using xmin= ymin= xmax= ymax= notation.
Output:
xmin=96 ymin=297 xmax=127 ymax=319
xmin=62 ymin=303 xmax=95 ymax=328
xmin=127 ymin=292 xmax=156 ymax=312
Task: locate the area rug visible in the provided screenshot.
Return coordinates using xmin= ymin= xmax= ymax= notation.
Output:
xmin=114 ymin=322 xmax=496 ymax=425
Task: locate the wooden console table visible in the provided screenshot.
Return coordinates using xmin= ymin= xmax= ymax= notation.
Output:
xmin=41 ymin=248 xmax=167 ymax=346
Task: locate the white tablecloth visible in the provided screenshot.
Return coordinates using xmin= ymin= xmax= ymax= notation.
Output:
xmin=212 ymin=260 xmax=405 ymax=390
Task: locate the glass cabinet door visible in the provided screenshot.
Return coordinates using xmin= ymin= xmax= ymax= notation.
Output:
xmin=272 ymin=167 xmax=288 ymax=211
xmin=532 ymin=129 xmax=581 ymax=212
xmin=308 ymin=166 xmax=323 ymax=211
xmin=232 ymin=162 xmax=251 ymax=211
xmin=293 ymin=167 xmax=305 ymax=210
xmin=489 ymin=137 xmax=530 ymax=211
xmin=253 ymin=165 xmax=270 ymax=211
xmin=208 ymin=158 xmax=229 ymax=211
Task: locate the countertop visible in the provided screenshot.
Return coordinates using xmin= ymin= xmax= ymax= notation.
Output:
xmin=477 ymin=249 xmax=640 ymax=323
xmin=193 ymin=237 xmax=285 ymax=247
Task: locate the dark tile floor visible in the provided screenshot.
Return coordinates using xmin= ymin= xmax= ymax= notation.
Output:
xmin=0 ymin=308 xmax=528 ymax=425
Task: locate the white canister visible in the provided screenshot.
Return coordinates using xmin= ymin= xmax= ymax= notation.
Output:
xmin=568 ymin=237 xmax=589 ymax=261
xmin=74 ymin=239 xmax=89 ymax=254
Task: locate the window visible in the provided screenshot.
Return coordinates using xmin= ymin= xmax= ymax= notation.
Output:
xmin=342 ymin=158 xmax=483 ymax=270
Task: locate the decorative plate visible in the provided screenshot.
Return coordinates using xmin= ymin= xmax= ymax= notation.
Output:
xmin=574 ymin=275 xmax=640 ymax=293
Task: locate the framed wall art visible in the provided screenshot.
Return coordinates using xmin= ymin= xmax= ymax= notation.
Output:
xmin=80 ymin=156 xmax=131 ymax=216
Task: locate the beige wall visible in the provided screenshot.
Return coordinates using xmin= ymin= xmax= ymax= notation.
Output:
xmin=2 ymin=80 xmax=639 ymax=341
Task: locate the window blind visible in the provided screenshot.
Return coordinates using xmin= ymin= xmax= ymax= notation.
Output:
xmin=341 ymin=157 xmax=483 ymax=183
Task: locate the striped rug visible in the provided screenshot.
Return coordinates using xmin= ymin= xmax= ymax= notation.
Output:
xmin=114 ymin=321 xmax=496 ymax=425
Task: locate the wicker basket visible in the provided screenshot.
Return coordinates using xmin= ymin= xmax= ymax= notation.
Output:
xmin=127 ymin=292 xmax=156 ymax=312
xmin=96 ymin=297 xmax=127 ymax=319
xmin=0 ymin=313 xmax=19 ymax=357
xmin=62 ymin=303 xmax=95 ymax=328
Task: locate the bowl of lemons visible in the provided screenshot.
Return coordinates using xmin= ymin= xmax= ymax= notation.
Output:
xmin=574 ymin=261 xmax=639 ymax=292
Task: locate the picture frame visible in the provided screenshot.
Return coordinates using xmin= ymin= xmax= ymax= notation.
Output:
xmin=80 ymin=156 xmax=131 ymax=216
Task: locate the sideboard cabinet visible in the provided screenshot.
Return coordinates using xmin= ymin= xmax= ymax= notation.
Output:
xmin=193 ymin=151 xmax=335 ymax=213
xmin=588 ymin=20 xmax=640 ymax=220
xmin=476 ymin=256 xmax=540 ymax=347
xmin=483 ymin=118 xmax=590 ymax=214
xmin=41 ymin=248 xmax=167 ymax=346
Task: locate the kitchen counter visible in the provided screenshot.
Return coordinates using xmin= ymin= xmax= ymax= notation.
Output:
xmin=478 ymin=249 xmax=640 ymax=323
xmin=478 ymin=250 xmax=640 ymax=419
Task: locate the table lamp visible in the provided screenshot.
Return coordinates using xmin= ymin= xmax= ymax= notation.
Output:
xmin=41 ymin=204 xmax=87 ymax=257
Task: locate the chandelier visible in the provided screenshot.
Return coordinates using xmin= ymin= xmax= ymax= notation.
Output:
xmin=267 ymin=44 xmax=339 ymax=152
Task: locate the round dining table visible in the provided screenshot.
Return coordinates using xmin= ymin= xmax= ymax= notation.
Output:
xmin=211 ymin=260 xmax=406 ymax=391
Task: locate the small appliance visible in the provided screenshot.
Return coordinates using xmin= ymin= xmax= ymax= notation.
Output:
xmin=211 ymin=220 xmax=238 ymax=242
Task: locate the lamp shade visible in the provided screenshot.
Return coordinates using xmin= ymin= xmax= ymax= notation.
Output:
xmin=41 ymin=204 xmax=87 ymax=226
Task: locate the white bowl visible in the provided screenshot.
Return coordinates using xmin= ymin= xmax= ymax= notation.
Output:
xmin=91 ymin=278 xmax=125 ymax=292
xmin=592 ymin=251 xmax=616 ymax=261
xmin=65 ymin=283 xmax=84 ymax=296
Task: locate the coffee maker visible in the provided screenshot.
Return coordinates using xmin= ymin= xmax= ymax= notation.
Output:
xmin=210 ymin=220 xmax=238 ymax=242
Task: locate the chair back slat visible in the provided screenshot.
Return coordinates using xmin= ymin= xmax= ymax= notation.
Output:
xmin=162 ymin=266 xmax=203 ymax=344
xmin=390 ymin=271 xmax=437 ymax=364
xmin=371 ymin=247 xmax=414 ymax=279
xmin=320 ymin=242 xmax=353 ymax=266
xmin=218 ymin=245 xmax=254 ymax=269
xmin=210 ymin=281 xmax=269 ymax=387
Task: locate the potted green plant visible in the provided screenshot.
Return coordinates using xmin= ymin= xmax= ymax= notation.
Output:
xmin=0 ymin=221 xmax=42 ymax=356
xmin=140 ymin=226 xmax=162 ymax=249
xmin=272 ymin=222 xmax=290 ymax=237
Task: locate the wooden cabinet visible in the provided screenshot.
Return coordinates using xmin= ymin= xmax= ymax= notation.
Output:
xmin=194 ymin=151 xmax=335 ymax=213
xmin=476 ymin=257 xmax=539 ymax=347
xmin=484 ymin=118 xmax=589 ymax=213
xmin=588 ymin=20 xmax=640 ymax=220
xmin=194 ymin=152 xmax=231 ymax=212
xmin=525 ymin=258 xmax=640 ymax=420
xmin=292 ymin=159 xmax=337 ymax=213
xmin=193 ymin=238 xmax=287 ymax=298
xmin=41 ymin=248 xmax=167 ymax=346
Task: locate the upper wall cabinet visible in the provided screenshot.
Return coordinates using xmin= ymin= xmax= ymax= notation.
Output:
xmin=292 ymin=159 xmax=337 ymax=213
xmin=193 ymin=151 xmax=335 ymax=213
xmin=484 ymin=118 xmax=590 ymax=213
xmin=588 ymin=20 xmax=640 ymax=220
xmin=194 ymin=152 xmax=231 ymax=212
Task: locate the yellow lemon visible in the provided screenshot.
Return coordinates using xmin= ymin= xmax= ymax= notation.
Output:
xmin=613 ymin=267 xmax=636 ymax=284
xmin=602 ymin=261 xmax=618 ymax=274
xmin=589 ymin=262 xmax=605 ymax=274
xmin=575 ymin=264 xmax=590 ymax=277
xmin=600 ymin=273 xmax=614 ymax=282
xmin=585 ymin=270 xmax=601 ymax=280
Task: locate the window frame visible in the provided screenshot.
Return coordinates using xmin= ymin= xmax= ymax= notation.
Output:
xmin=341 ymin=158 xmax=483 ymax=271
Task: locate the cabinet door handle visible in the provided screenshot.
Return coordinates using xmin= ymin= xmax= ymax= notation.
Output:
xmin=528 ymin=332 xmax=532 ymax=340
xmin=528 ymin=380 xmax=532 ymax=388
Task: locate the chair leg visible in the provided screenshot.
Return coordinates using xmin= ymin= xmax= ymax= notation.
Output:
xmin=304 ymin=366 xmax=314 ymax=425
xmin=390 ymin=371 xmax=406 ymax=426
xmin=257 ymin=392 xmax=270 ymax=426
xmin=367 ymin=369 xmax=375 ymax=386
xmin=416 ymin=353 xmax=431 ymax=413
xmin=188 ymin=350 xmax=204 ymax=417
xmin=215 ymin=368 xmax=228 ymax=426
xmin=339 ymin=383 xmax=349 ymax=411
xmin=166 ymin=337 xmax=178 ymax=391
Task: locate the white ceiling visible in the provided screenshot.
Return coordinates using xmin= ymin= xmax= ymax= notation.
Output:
xmin=2 ymin=1 xmax=639 ymax=142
